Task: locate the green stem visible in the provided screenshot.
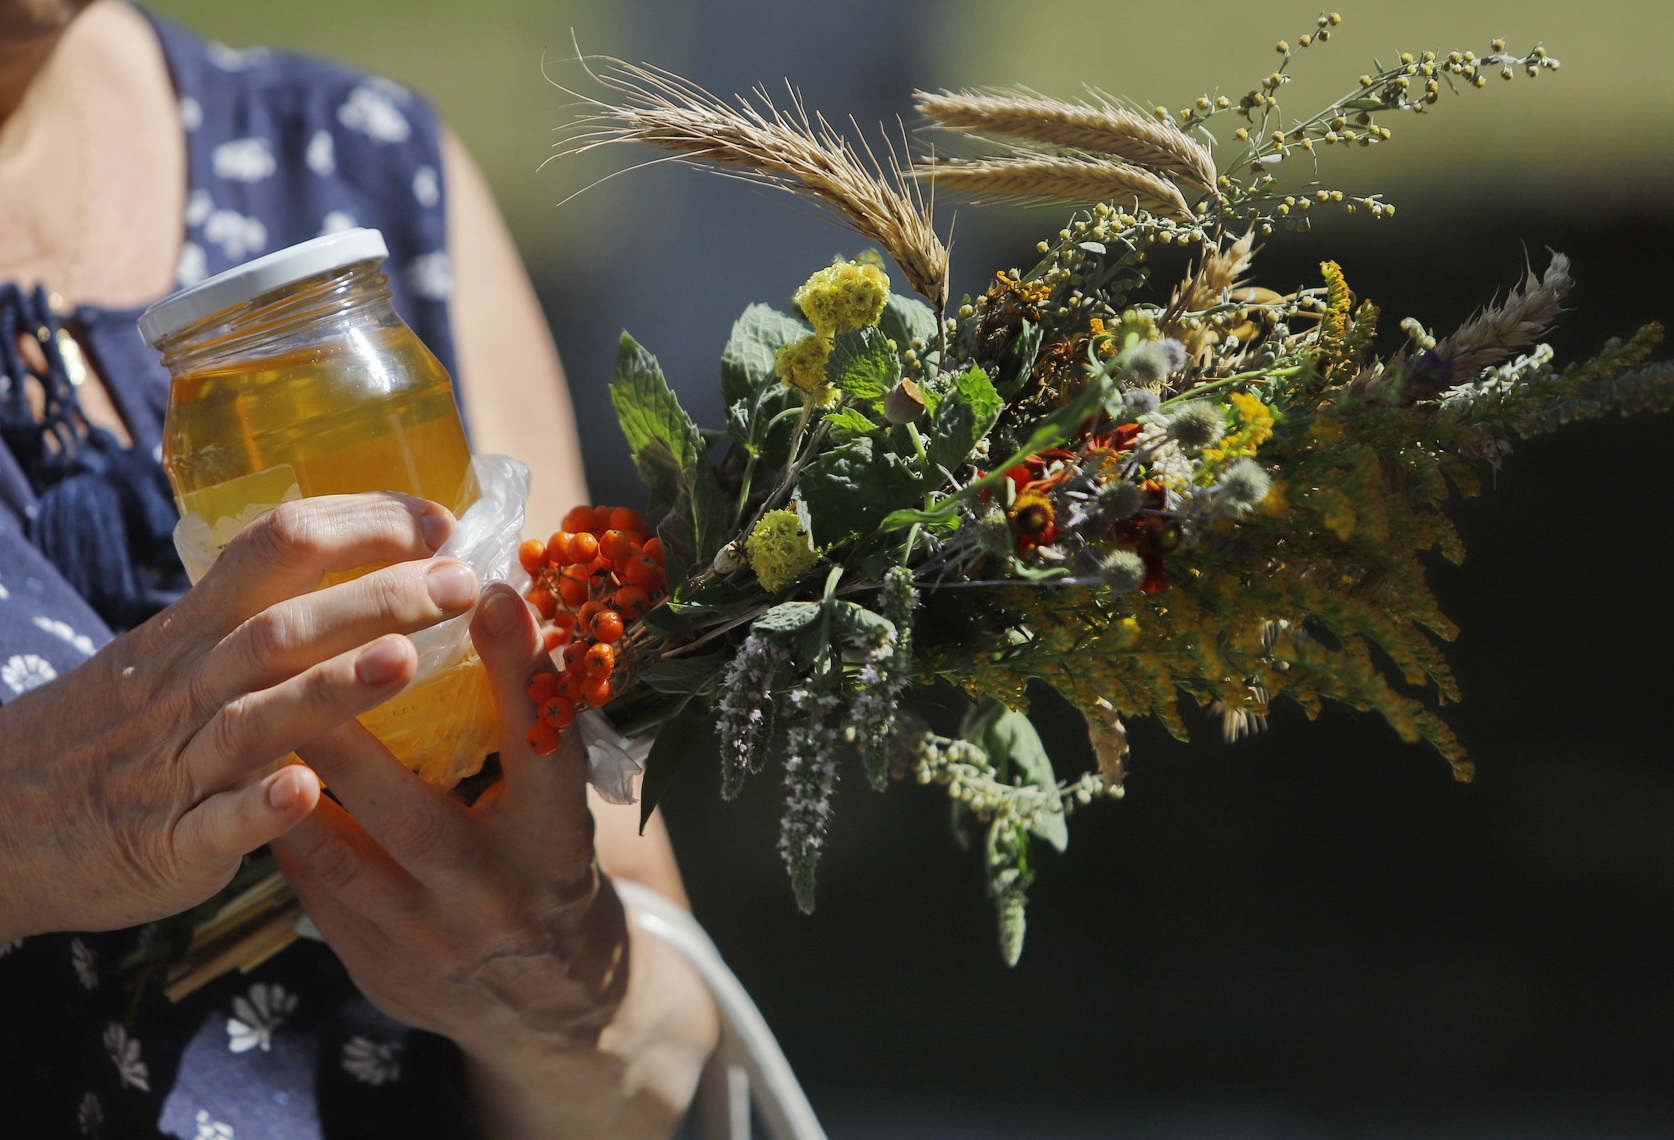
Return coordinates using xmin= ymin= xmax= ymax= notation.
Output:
xmin=1159 ymin=366 xmax=1303 ymax=410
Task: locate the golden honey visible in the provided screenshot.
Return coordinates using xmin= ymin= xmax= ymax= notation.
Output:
xmin=148 ymin=234 xmax=496 ymax=787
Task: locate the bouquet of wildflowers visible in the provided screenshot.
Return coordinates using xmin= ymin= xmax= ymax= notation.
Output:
xmin=516 ymin=14 xmax=1674 ymax=964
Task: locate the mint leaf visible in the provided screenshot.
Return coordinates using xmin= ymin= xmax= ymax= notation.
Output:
xmin=798 ymin=435 xmax=926 ymax=543
xmin=825 ymin=327 xmax=900 ymax=401
xmin=638 ymin=699 xmax=700 ymax=834
xmin=721 ymin=304 xmax=810 ymax=407
xmin=825 ymin=406 xmax=878 ymax=438
xmin=926 ymin=366 xmax=1001 ymax=474
xmin=878 ymin=293 xmax=938 ymax=355
xmin=611 ymin=333 xmax=703 ymax=511
xmin=611 ymin=332 xmax=728 ymax=563
xmin=996 ymin=320 xmax=1044 ymax=398
xmin=966 ymin=703 xmax=1067 ymax=852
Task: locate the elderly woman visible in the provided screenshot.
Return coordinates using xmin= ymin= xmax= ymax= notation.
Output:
xmin=0 ymin=1 xmax=715 ymax=1136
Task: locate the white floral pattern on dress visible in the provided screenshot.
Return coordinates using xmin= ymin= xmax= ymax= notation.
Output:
xmin=306 ymin=129 xmax=335 ymax=177
xmin=77 ymin=1091 xmax=102 ymax=1136
xmin=0 ymin=573 xmax=9 ymax=599
xmin=226 ymin=982 xmax=298 ymax=1053
xmin=205 ymin=42 xmax=270 ymax=71
xmin=177 ymin=241 xmax=208 ymax=287
xmin=212 ymin=138 xmax=277 ymax=184
xmin=337 ymin=84 xmax=410 ymax=144
xmin=184 ymin=188 xmax=214 ymax=227
xmin=203 ymin=210 xmax=267 ymax=261
xmin=103 ymin=1022 xmax=150 ymax=1091
xmin=70 ymin=936 xmax=98 ymax=990
xmin=33 ymin=615 xmax=95 ymax=656
xmin=2 ymin=653 xmax=57 ymax=694
xmin=319 ymin=210 xmax=357 ymax=235
xmin=0 ymin=937 xmax=21 ymax=957
xmin=179 ymin=95 xmax=203 ymax=131
xmin=412 ymin=164 xmax=439 ymax=209
xmin=407 ymin=251 xmax=452 ymax=301
xmin=193 ymin=1108 xmax=235 ymax=1140
xmin=341 ymin=1035 xmax=403 ymax=1085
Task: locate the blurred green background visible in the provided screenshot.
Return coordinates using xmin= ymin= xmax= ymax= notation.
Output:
xmin=143 ymin=3 xmax=1674 ymax=1136
xmin=147 ymin=0 xmax=1674 ymax=261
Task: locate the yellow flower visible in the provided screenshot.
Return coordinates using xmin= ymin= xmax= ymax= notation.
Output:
xmin=746 ymin=508 xmax=819 ymax=592
xmin=793 ymin=258 xmax=890 ymax=339
xmin=775 ymin=334 xmax=836 ymax=406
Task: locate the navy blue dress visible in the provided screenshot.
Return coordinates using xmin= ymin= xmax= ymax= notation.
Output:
xmin=1 ymin=13 xmax=483 ymax=1138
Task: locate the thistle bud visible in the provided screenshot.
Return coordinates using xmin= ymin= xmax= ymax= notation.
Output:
xmin=1118 ymin=388 xmax=1161 ymax=419
xmin=1165 ymin=399 xmax=1226 ymax=449
xmin=1097 ymin=548 xmax=1147 ymax=593
xmin=883 ymin=377 xmax=926 ymax=425
xmin=1092 ymin=480 xmax=1143 ymax=524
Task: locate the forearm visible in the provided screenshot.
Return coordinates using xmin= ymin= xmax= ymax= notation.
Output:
xmin=464 ymin=905 xmax=718 ymax=1139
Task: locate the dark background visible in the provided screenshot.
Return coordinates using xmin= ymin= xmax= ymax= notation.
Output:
xmin=153 ymin=1 xmax=1674 ymax=1133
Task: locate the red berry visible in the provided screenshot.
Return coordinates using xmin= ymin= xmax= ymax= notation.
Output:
xmin=612 ymin=585 xmax=650 ymax=620
xmin=527 ymin=671 xmax=561 ymax=701
xmin=539 ymin=696 xmax=575 ymax=729
xmin=562 ymin=505 xmax=595 ymax=534
xmin=562 ymin=642 xmax=589 ymax=672
xmin=557 ymin=572 xmax=589 ymax=608
xmin=584 ymin=642 xmax=616 ymax=677
xmin=566 ymin=531 xmax=599 ymax=565
xmin=608 ymin=506 xmax=644 ymax=533
xmin=581 ymin=675 xmax=613 ymax=707
xmin=590 ymin=609 xmax=625 ymax=644
xmin=542 ymin=627 xmax=566 ymax=652
xmin=518 ymin=538 xmax=547 ymax=578
xmin=526 ymin=720 xmax=560 ymax=755
xmin=591 ymin=505 xmax=614 ymax=534
xmin=641 ymin=537 xmax=663 ymax=564
xmin=527 ymin=588 xmax=557 ymax=621
xmin=544 ymin=531 xmax=574 ymax=566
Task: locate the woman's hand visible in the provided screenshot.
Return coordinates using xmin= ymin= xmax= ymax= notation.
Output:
xmin=0 ymin=492 xmax=479 ymax=941
xmin=271 ymin=583 xmax=716 ymax=1140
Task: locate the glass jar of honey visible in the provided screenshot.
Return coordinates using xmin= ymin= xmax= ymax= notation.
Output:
xmin=140 ymin=228 xmax=496 ymax=787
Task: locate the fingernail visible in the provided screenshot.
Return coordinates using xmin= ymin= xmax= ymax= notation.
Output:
xmin=355 ymin=636 xmax=408 ymax=685
xmin=426 ymin=561 xmax=478 ymax=610
xmin=420 ymin=507 xmax=455 ymax=552
xmin=268 ymin=768 xmax=300 ymax=812
xmin=481 ymin=587 xmax=521 ymax=637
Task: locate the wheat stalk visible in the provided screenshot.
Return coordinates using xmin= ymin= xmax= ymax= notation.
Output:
xmin=914 ymin=87 xmax=1217 ymax=197
xmin=553 ymin=58 xmax=948 ymax=309
xmin=912 ymin=154 xmax=1191 ymax=220
xmin=1432 ymin=252 xmax=1572 ymax=380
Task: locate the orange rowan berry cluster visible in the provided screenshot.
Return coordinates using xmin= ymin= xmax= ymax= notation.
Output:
xmin=516 ymin=504 xmax=667 ymax=755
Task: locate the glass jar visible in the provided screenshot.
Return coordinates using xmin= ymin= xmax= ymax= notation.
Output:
xmin=141 ymin=228 xmax=496 ymax=787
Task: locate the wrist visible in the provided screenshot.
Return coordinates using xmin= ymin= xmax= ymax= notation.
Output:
xmin=461 ymin=894 xmax=718 ymax=1140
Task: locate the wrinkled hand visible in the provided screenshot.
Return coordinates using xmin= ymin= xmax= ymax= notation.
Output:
xmin=273 ymin=583 xmax=629 ymax=1053
xmin=272 ymin=585 xmax=714 ymax=1138
xmin=0 ymin=493 xmax=478 ymax=941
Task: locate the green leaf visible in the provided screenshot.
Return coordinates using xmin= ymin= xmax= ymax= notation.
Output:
xmin=662 ymin=468 xmax=732 ymax=566
xmin=753 ymin=600 xmax=822 ymax=635
xmin=926 ymin=366 xmax=1002 ymax=475
xmin=639 ymin=699 xmax=700 ymax=834
xmin=721 ymin=304 xmax=810 ymax=407
xmin=874 ymin=363 xmax=1114 ymax=536
xmin=798 ymin=435 xmax=928 ymax=544
xmin=983 ymin=707 xmax=1068 ymax=852
xmin=828 ymin=600 xmax=896 ymax=646
xmin=639 ymin=602 xmax=696 ymax=640
xmin=825 ymin=406 xmax=878 ymax=438
xmin=825 ymin=327 xmax=900 ymax=401
xmin=996 ymin=321 xmax=1044 ymax=398
xmin=1343 ymin=98 xmax=1386 ymax=111
xmin=612 ymin=333 xmax=704 ymax=512
xmin=878 ymin=293 xmax=939 ymax=355
xmin=636 ymin=654 xmax=727 ymax=696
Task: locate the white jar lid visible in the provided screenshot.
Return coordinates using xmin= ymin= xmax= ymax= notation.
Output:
xmin=138 ymin=228 xmax=389 ymax=347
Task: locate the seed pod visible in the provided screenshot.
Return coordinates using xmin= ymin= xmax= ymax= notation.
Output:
xmin=883 ymin=377 xmax=926 ymax=425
